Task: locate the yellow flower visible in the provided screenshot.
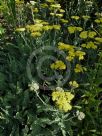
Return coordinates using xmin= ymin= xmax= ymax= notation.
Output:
xmin=66 ymin=50 xmax=76 ymax=61
xmin=81 ymin=42 xmax=97 ymax=49
xmin=60 ymin=19 xmax=69 ymax=23
xmin=50 ymin=60 xmax=66 ymax=70
xmin=59 ymin=9 xmax=65 ymax=13
xmin=88 ymin=31 xmax=97 ymax=38
xmin=82 ymin=15 xmax=90 ymax=20
xmin=46 ymin=0 xmax=54 ymax=3
xmin=40 ymin=3 xmax=48 ymax=8
xmin=26 ymin=24 xmax=43 ymax=32
xmin=50 ymin=4 xmax=61 ymax=9
xmin=50 ymin=12 xmax=55 ymax=16
xmin=74 ymin=64 xmax=87 ymax=73
xmin=65 ymin=92 xmax=74 ymax=102
xmin=76 ymin=27 xmax=83 ymax=31
xmin=41 ymin=21 xmax=49 ymax=25
xmin=52 ymin=90 xmax=74 ymax=112
xmin=81 ymin=43 xmax=87 ymax=48
xmin=43 ymin=25 xmax=53 ymax=31
xmin=75 ymin=50 xmax=86 ymax=60
xmin=94 ymin=19 xmax=101 ymax=23
xmin=79 ymin=31 xmax=88 ymax=39
xmin=69 ymin=81 xmax=79 ymax=88
xmin=33 ymin=8 xmax=38 ymax=13
xmin=87 ymin=41 xmax=97 ymax=49
xmin=95 ymin=37 xmax=102 ymax=43
xmin=68 ymin=26 xmax=76 ymax=34
xmin=99 ymin=17 xmax=102 ymax=22
xmin=71 ymin=16 xmax=80 ymax=20
xmin=68 ymin=26 xmax=82 ymax=34
xmin=50 ymin=13 xmax=63 ymax=17
xmin=94 ymin=18 xmax=102 ymax=23
xmin=62 ymin=103 xmax=72 ymax=112
xmin=56 ymin=14 xmax=63 ymax=17
xmin=15 ymin=0 xmax=24 ymax=4
xmin=58 ymin=42 xmax=75 ymax=51
xmin=34 ymin=19 xmax=48 ymax=25
xmin=34 ymin=19 xmax=43 ymax=24
xmin=31 ymin=32 xmax=42 ymax=37
xmin=15 ymin=27 xmax=25 ymax=32
xmin=52 ymin=25 xmax=61 ymax=30
xmin=80 ymin=31 xmax=97 ymax=39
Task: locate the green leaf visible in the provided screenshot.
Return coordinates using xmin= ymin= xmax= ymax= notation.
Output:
xmin=0 ymin=27 xmax=5 ymax=35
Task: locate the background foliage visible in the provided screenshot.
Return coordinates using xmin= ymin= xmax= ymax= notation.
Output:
xmin=0 ymin=0 xmax=102 ymax=136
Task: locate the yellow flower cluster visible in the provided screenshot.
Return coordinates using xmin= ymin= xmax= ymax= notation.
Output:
xmin=60 ymin=19 xmax=69 ymax=23
xmin=66 ymin=50 xmax=76 ymax=61
xmin=46 ymin=0 xmax=55 ymax=3
xmin=70 ymin=15 xmax=90 ymax=21
xmin=71 ymin=16 xmax=80 ymax=20
xmin=95 ymin=18 xmax=102 ymax=23
xmin=75 ymin=50 xmax=86 ymax=60
xmin=95 ymin=37 xmax=102 ymax=43
xmin=69 ymin=81 xmax=79 ymax=88
xmin=81 ymin=41 xmax=97 ymax=49
xmin=50 ymin=4 xmax=65 ymax=18
xmin=58 ymin=42 xmax=86 ymax=61
xmin=15 ymin=0 xmax=24 ymax=4
xmin=15 ymin=27 xmax=25 ymax=32
xmin=26 ymin=24 xmax=43 ymax=32
xmin=50 ymin=4 xmax=61 ymax=9
xmin=50 ymin=60 xmax=66 ymax=70
xmin=82 ymin=15 xmax=90 ymax=20
xmin=40 ymin=3 xmax=48 ymax=8
xmin=43 ymin=25 xmax=53 ymax=31
xmin=79 ymin=31 xmax=97 ymax=39
xmin=68 ymin=26 xmax=83 ymax=34
xmin=26 ymin=23 xmax=43 ymax=37
xmin=58 ymin=42 xmax=74 ymax=51
xmin=31 ymin=32 xmax=41 ymax=37
xmin=33 ymin=8 xmax=38 ymax=13
xmin=50 ymin=12 xmax=63 ymax=17
xmin=66 ymin=50 xmax=86 ymax=61
xmin=74 ymin=64 xmax=87 ymax=73
xmin=52 ymin=90 xmax=74 ymax=112
xmin=52 ymin=25 xmax=61 ymax=30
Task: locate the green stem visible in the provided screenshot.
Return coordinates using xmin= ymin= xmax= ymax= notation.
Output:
xmin=35 ymin=91 xmax=47 ymax=106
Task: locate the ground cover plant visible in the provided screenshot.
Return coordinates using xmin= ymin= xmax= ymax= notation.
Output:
xmin=0 ymin=0 xmax=102 ymax=135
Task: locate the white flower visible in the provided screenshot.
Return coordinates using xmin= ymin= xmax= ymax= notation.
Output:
xmin=76 ymin=110 xmax=85 ymax=121
xmin=30 ymin=1 xmax=36 ymax=5
xmin=28 ymin=81 xmax=39 ymax=91
xmin=56 ymin=87 xmax=64 ymax=92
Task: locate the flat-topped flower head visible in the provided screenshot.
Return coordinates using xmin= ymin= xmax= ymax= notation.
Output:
xmin=50 ymin=60 xmax=66 ymax=70
xmin=74 ymin=64 xmax=87 ymax=73
xmin=71 ymin=16 xmax=80 ymax=20
xmin=52 ymin=90 xmax=74 ymax=112
xmin=79 ymin=31 xmax=97 ymax=39
xmin=68 ymin=26 xmax=83 ymax=34
xmin=28 ymin=81 xmax=39 ymax=92
xmin=69 ymin=81 xmax=79 ymax=88
xmin=76 ymin=110 xmax=85 ymax=120
xmin=15 ymin=27 xmax=25 ymax=32
xmin=82 ymin=15 xmax=90 ymax=20
xmin=75 ymin=50 xmax=86 ymax=60
xmin=95 ymin=37 xmax=102 ymax=43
